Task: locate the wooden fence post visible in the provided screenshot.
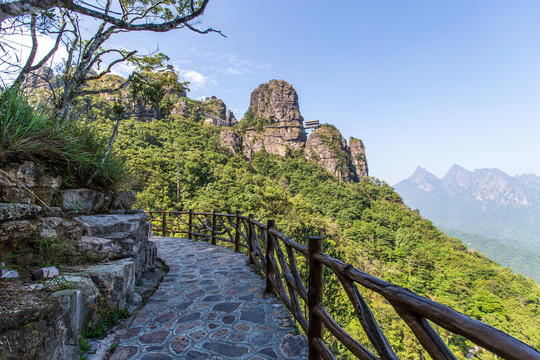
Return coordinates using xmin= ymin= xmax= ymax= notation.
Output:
xmin=247 ymin=214 xmax=255 ymax=265
xmin=308 ymin=236 xmax=324 ymax=360
xmin=188 ymin=209 xmax=193 ymax=240
xmin=234 ymin=211 xmax=241 ymax=252
xmin=161 ymin=207 xmax=166 ymax=236
xmin=212 ymin=210 xmax=217 ymax=245
xmin=265 ymin=219 xmax=275 ymax=293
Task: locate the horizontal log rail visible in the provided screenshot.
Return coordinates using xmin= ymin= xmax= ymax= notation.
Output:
xmin=144 ymin=209 xmax=540 ymax=360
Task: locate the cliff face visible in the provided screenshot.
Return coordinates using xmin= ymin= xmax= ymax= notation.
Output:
xmin=219 ymin=128 xmax=242 ymax=154
xmin=306 ymin=125 xmax=352 ymax=181
xmin=216 ymin=79 xmax=368 ymax=182
xmin=305 ymin=126 xmax=369 ymax=181
xmin=248 ymin=79 xmax=304 ymax=125
xmin=349 ymin=137 xmax=369 ymax=178
xmin=243 ymin=124 xmax=306 ymax=158
xmin=242 ymin=80 xmax=306 ymax=158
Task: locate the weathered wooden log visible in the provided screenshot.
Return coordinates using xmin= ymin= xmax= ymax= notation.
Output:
xmin=308 ymin=236 xmax=324 ymax=360
xmin=270 ymin=228 xmax=309 ymax=255
xmin=217 ymin=216 xmax=234 ymax=241
xmin=171 ymin=213 xmax=191 ymax=227
xmin=312 ymin=304 xmax=379 ymax=360
xmin=393 ymin=305 xmax=456 ymax=360
xmin=311 ymin=337 xmax=336 ymax=360
xmin=211 ymin=210 xmax=217 ymax=245
xmin=251 ymin=222 xmax=267 ymax=267
xmin=266 ymin=220 xmax=276 ymax=293
xmin=275 ymin=238 xmax=308 ymax=301
xmin=247 ymin=214 xmax=255 ymax=265
xmin=161 ymin=207 xmax=167 ymax=236
xmin=268 ymin=248 xmax=288 ymax=303
xmin=313 ymin=252 xmax=540 ymax=360
xmin=274 ymin=239 xmax=309 ymax=332
xmin=333 ymin=268 xmax=397 ymax=360
xmin=235 ymin=211 xmax=241 ymax=252
xmin=286 ymin=244 xmax=309 ymax=301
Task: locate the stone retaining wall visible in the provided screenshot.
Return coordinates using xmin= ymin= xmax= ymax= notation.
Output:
xmin=0 ymin=202 xmax=156 ymax=360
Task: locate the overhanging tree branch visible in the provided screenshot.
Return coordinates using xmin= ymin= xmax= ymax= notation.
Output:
xmin=0 ymin=0 xmax=212 ymax=33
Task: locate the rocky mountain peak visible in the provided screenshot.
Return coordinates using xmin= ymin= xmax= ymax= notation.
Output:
xmin=399 ymin=165 xmax=533 ymax=206
xmin=406 ymin=166 xmax=440 ymax=192
xmin=226 ymin=109 xmax=237 ymax=126
xmin=247 ymin=79 xmax=304 ymax=125
xmin=408 ymin=166 xmax=439 ymax=183
xmin=471 ymin=169 xmax=528 ymax=205
xmin=202 ymin=97 xmax=227 ymax=119
xmin=306 ymin=125 xmax=352 ymax=181
xmin=442 ymin=164 xmax=473 ymax=190
xmin=220 ymin=79 xmax=369 ymax=183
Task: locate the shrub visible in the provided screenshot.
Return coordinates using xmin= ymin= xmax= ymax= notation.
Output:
xmin=0 ymin=87 xmax=123 ymax=189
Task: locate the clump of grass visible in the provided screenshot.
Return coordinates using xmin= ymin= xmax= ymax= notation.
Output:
xmin=81 ymin=308 xmax=130 ymax=339
xmin=79 ymin=337 xmax=91 ymax=356
xmin=0 ymin=86 xmax=124 ymax=189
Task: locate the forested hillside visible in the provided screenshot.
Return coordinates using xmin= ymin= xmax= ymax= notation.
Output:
xmin=73 ymin=77 xmax=540 ymax=359
xmin=442 ymin=228 xmax=540 ymax=283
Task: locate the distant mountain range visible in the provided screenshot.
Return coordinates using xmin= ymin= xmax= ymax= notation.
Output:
xmin=394 ymin=165 xmax=540 ymax=282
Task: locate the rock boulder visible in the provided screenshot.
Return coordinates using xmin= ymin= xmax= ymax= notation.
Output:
xmin=74 ymin=213 xmax=156 ymax=278
xmin=0 ymin=162 xmax=61 ymax=204
xmin=0 ymin=203 xmax=42 ymax=222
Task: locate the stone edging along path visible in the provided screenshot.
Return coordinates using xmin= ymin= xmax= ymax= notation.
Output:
xmin=110 ymin=237 xmax=308 ymax=359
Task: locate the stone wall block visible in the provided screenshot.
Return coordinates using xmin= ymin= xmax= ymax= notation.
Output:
xmin=61 ymin=275 xmax=101 ymax=327
xmin=49 ymin=290 xmax=85 ymax=360
xmin=32 ymin=266 xmax=59 ymax=280
xmin=75 ymin=213 xmax=155 ymax=278
xmin=111 ymin=191 xmax=136 ymax=210
xmin=0 ymin=203 xmax=43 ymax=222
xmin=61 ymin=189 xmax=111 ymax=213
xmin=0 ymin=162 xmax=61 ymax=205
xmin=81 ymin=259 xmax=136 ymax=311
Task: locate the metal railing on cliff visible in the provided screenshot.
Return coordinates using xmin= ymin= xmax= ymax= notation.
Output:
xmin=144 ymin=209 xmax=540 ymax=360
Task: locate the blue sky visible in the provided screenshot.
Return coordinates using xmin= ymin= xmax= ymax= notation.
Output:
xmin=9 ymin=0 xmax=540 ymax=184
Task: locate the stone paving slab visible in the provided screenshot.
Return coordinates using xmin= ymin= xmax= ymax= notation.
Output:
xmin=111 ymin=237 xmax=308 ymax=359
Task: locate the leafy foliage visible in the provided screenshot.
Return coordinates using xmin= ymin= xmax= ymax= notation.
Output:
xmin=130 ymin=69 xmax=189 ymax=120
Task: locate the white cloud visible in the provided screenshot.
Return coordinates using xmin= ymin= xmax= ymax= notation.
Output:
xmin=176 ymin=50 xmax=271 ymax=79
xmin=110 ymin=61 xmax=136 ymax=78
xmin=179 ymin=69 xmax=216 ymax=91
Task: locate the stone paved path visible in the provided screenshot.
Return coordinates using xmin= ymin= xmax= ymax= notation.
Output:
xmin=111 ymin=237 xmax=308 ymax=359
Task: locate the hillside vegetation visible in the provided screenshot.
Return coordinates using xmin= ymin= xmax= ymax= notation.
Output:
xmin=66 ymin=77 xmax=540 ymax=359
xmin=442 ymin=228 xmax=540 ymax=284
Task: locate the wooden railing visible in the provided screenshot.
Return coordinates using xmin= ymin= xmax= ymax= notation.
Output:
xmin=145 ymin=209 xmax=540 ymax=360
